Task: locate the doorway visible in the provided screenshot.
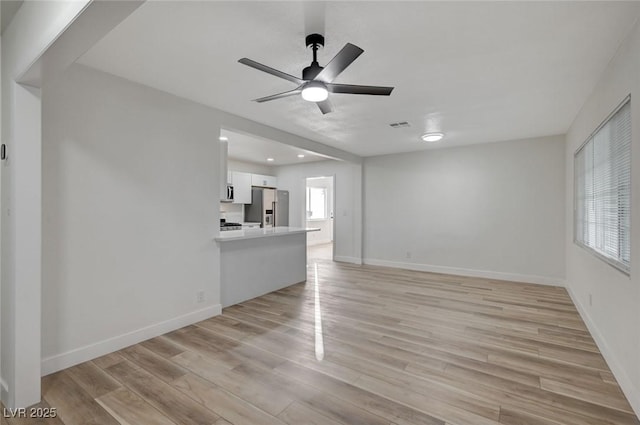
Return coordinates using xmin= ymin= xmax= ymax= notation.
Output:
xmin=305 ymin=176 xmax=335 ymax=261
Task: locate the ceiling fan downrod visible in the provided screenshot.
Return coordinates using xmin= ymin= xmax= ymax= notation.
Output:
xmin=303 ymin=33 xmax=325 ymax=80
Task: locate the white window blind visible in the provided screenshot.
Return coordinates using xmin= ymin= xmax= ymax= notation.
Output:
xmin=574 ymin=98 xmax=631 ymax=274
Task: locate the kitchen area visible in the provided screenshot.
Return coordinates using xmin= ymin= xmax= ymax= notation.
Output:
xmin=216 ymin=130 xmax=320 ymax=307
xmin=220 ymin=175 xmax=288 ymax=231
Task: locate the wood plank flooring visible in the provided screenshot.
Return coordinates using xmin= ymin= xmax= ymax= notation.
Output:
xmin=4 ymin=259 xmax=639 ymax=425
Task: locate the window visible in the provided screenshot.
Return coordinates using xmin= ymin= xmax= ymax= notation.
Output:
xmin=307 ymin=187 xmax=327 ymax=220
xmin=574 ymin=97 xmax=631 ymax=274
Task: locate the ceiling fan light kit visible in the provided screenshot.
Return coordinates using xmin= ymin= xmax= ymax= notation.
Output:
xmin=238 ymin=33 xmax=394 ymax=114
xmin=301 ymin=81 xmax=329 ymax=102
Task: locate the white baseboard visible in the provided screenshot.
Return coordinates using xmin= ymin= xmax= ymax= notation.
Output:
xmin=41 ymin=304 xmax=221 ymax=376
xmin=307 ymin=239 xmax=332 ymax=246
xmin=363 ymin=258 xmax=565 ymax=287
xmin=565 ymin=285 xmax=640 ymax=418
xmin=334 ymin=256 xmax=362 ymax=265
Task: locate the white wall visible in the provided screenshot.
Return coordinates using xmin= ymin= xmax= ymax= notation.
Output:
xmin=228 ymin=159 xmax=274 ymax=175
xmin=565 ymin=21 xmax=640 ymax=416
xmin=276 ymin=161 xmax=362 ymax=263
xmin=364 ymin=135 xmax=566 ymax=285
xmin=41 ymin=64 xmax=221 ymax=374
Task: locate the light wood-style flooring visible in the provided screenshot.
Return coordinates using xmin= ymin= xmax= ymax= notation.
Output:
xmin=4 ymin=259 xmax=639 ymax=425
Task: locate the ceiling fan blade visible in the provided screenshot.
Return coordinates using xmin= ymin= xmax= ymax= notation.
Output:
xmin=316 ymin=99 xmax=334 ymax=114
xmin=254 ymin=88 xmax=302 ymax=103
xmin=327 ymin=83 xmax=394 ymax=96
xmin=238 ymin=58 xmax=303 ymax=85
xmin=315 ymin=43 xmax=364 ymax=83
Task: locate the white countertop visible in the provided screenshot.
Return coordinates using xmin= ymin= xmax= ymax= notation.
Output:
xmin=215 ymin=226 xmax=320 ymax=242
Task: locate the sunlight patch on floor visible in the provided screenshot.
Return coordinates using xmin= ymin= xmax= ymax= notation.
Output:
xmin=313 ymin=262 xmax=324 ymax=361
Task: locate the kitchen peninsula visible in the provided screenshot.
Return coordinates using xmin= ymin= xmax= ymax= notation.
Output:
xmin=215 ymin=226 xmax=319 ymax=307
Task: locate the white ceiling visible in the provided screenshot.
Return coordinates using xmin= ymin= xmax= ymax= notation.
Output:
xmin=1 ymin=0 xmax=23 ymax=34
xmin=78 ymin=1 xmax=640 ymax=157
xmin=222 ymin=129 xmax=329 ymax=166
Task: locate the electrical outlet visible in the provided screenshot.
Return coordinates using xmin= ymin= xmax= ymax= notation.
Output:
xmin=589 ymin=293 xmax=592 ymax=307
xmin=406 ymin=251 xmax=412 ymax=259
xmin=196 ymin=291 xmax=205 ymax=303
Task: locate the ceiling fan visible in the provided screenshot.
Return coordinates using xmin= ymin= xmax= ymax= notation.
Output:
xmin=238 ymin=34 xmax=394 ymax=114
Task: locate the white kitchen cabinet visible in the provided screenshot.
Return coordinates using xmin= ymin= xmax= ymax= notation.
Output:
xmin=251 ymin=174 xmax=277 ymax=188
xmin=232 ymin=171 xmax=252 ymax=204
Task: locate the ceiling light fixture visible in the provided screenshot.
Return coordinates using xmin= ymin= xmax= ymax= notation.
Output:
xmin=301 ymin=81 xmax=329 ymax=102
xmin=297 ymin=154 xmax=305 ymax=158
xmin=421 ymin=132 xmax=444 ymax=143
xmin=267 ymin=158 xmax=275 ymax=162
xmin=219 ymin=136 xmax=228 ymax=141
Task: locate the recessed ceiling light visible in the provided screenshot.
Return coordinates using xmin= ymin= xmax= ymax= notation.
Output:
xmin=297 ymin=154 xmax=305 ymax=158
xmin=421 ymin=132 xmax=444 ymax=143
xmin=267 ymin=158 xmax=275 ymax=162
xmin=219 ymin=136 xmax=228 ymax=141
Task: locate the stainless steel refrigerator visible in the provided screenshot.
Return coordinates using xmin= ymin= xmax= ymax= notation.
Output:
xmin=244 ymin=188 xmax=289 ymax=227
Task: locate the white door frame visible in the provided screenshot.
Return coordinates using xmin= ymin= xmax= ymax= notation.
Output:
xmin=305 ymin=174 xmax=336 ymax=260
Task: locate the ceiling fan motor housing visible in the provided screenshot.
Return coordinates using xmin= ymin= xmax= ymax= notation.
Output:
xmin=305 ymin=33 xmax=325 ymax=49
xmin=303 ymin=63 xmax=323 ymax=80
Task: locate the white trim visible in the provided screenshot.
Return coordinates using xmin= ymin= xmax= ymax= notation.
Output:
xmin=41 ymin=305 xmax=221 ymax=376
xmin=363 ymin=258 xmax=565 ymax=287
xmin=574 ymin=240 xmax=631 ymax=276
xmin=307 ymin=239 xmax=333 ymax=246
xmin=1 ymin=378 xmax=8 ymax=402
xmin=565 ymin=285 xmax=640 ymax=418
xmin=334 ymin=256 xmax=363 ymax=265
